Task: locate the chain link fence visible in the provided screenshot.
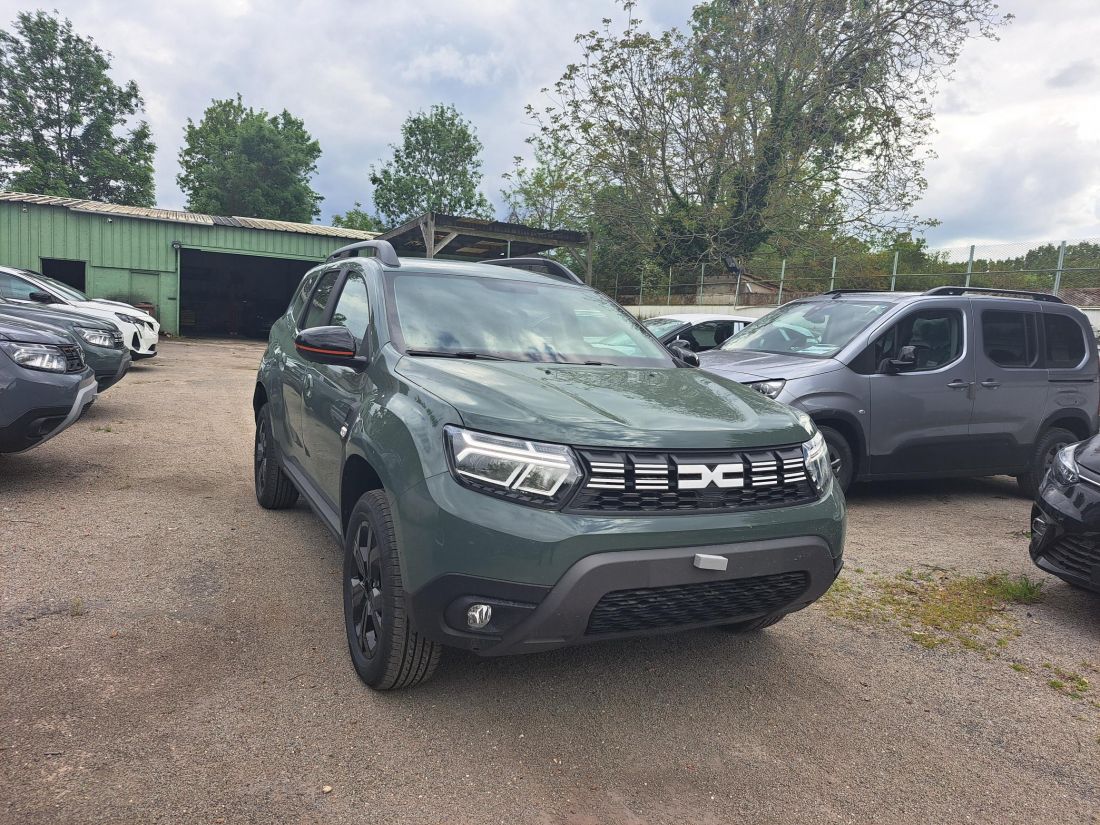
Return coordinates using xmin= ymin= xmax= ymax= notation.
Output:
xmin=609 ymin=238 xmax=1100 ymax=309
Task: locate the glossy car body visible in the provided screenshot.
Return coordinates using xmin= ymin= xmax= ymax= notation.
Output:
xmin=700 ymin=289 xmax=1099 ymax=490
xmin=0 ymin=297 xmax=130 ymax=391
xmin=642 ymin=313 xmax=754 ymax=352
xmin=254 ymin=249 xmax=845 ymax=674
xmin=0 ymin=266 xmax=159 ymax=359
xmin=0 ymin=315 xmax=97 ymax=453
xmin=1030 ymin=436 xmax=1100 ymax=592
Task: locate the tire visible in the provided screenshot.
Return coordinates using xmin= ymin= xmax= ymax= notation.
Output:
xmin=343 ymin=490 xmax=441 ymax=690
xmin=818 ymin=425 xmax=855 ymax=493
xmin=1016 ymin=427 xmax=1077 ymax=497
xmin=254 ymin=403 xmax=299 ymax=509
xmin=722 ymin=613 xmax=787 ymax=633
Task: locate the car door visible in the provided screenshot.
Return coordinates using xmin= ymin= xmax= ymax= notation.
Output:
xmin=969 ymin=302 xmax=1047 ymax=472
xmin=303 ymin=266 xmax=375 ymax=507
xmin=282 ymin=267 xmax=342 ymax=469
xmin=865 ymin=301 xmax=976 ymax=475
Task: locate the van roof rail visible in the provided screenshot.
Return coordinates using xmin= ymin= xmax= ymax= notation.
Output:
xmin=480 ymin=256 xmax=585 ymax=285
xmin=923 ymin=286 xmax=1064 ymax=303
xmin=821 ymin=289 xmax=892 ymax=298
xmin=327 ymin=239 xmax=400 ymax=267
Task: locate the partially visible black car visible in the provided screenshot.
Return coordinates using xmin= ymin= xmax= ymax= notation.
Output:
xmin=1030 ymin=436 xmax=1100 ymax=592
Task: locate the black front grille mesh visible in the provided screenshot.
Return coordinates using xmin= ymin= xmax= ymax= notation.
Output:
xmin=60 ymin=344 xmax=84 ymax=372
xmin=1044 ymin=534 xmax=1100 ymax=579
xmin=586 ymin=571 xmax=810 ymax=634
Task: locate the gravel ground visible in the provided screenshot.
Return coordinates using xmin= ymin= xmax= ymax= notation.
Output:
xmin=2 ymin=338 xmax=1098 ymax=825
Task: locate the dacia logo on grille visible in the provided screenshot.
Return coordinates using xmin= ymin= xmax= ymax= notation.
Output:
xmin=677 ymin=463 xmax=744 ymax=490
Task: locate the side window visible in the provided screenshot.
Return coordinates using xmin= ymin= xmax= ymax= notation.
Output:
xmin=301 ymin=270 xmax=340 ymax=329
xmin=330 ymin=270 xmax=371 ymax=340
xmin=1043 ymin=314 xmax=1086 ymax=368
xmin=870 ymin=309 xmax=964 ymax=372
xmin=0 ymin=271 xmax=40 ymax=300
xmin=288 ymin=271 xmax=321 ymax=323
xmin=686 ymin=322 xmax=719 ymax=350
xmin=982 ymin=311 xmax=1039 ymax=368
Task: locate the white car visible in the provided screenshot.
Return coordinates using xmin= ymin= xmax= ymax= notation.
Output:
xmin=0 ymin=266 xmax=159 ymax=359
xmin=641 ymin=312 xmax=755 ymax=352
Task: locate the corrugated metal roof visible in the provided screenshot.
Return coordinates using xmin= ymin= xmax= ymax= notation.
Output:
xmin=0 ymin=191 xmax=376 ymax=239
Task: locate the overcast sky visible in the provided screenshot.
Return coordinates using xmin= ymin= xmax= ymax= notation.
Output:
xmin=2 ymin=0 xmax=1098 ymax=251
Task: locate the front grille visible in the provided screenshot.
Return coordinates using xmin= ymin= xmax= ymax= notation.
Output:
xmin=110 ymin=330 xmax=124 ymax=348
xmin=60 ymin=344 xmax=84 ymax=372
xmin=1044 ymin=534 xmax=1100 ymax=579
xmin=586 ymin=571 xmax=810 ymax=634
xmin=568 ymin=446 xmax=817 ymax=514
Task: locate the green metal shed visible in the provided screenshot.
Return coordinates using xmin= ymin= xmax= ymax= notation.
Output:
xmin=0 ymin=192 xmax=374 ymax=336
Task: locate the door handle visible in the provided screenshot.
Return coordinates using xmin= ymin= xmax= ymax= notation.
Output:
xmin=979 ymin=379 xmax=1001 ymax=389
xmin=946 ymin=379 xmax=972 ymax=390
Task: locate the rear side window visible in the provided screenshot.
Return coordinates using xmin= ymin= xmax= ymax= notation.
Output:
xmin=1043 ymin=314 xmax=1086 ymax=368
xmin=981 ymin=311 xmax=1039 ymax=368
xmin=301 ymin=270 xmax=340 ymax=329
xmin=330 ymin=270 xmax=371 ymax=340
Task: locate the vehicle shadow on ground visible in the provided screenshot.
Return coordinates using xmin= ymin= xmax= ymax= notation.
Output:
xmin=847 ymin=474 xmax=1022 ymax=501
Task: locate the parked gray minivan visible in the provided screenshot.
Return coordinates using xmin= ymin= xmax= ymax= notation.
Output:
xmin=700 ymin=288 xmax=1099 ymax=494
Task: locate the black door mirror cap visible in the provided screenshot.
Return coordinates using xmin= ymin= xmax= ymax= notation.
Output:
xmin=28 ymin=291 xmax=56 ymax=304
xmin=668 ymin=342 xmax=700 ymax=368
xmin=294 ymin=326 xmax=369 ymax=370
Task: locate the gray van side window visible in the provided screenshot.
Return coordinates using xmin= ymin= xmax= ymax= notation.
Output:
xmin=870 ymin=309 xmax=964 ymax=373
xmin=982 ymin=310 xmax=1039 ymax=368
xmin=1043 ymin=314 xmax=1086 ymax=368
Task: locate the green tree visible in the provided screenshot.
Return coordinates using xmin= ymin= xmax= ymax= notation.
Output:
xmin=369 ymin=104 xmax=492 ymax=227
xmin=331 ymin=201 xmax=384 ymax=232
xmin=532 ymin=0 xmax=1010 ymax=271
xmin=177 ymin=95 xmax=322 ymax=221
xmin=0 ymin=10 xmax=155 ymax=205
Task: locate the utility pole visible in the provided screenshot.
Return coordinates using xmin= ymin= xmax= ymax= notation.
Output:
xmin=890 ymin=251 xmax=899 ymax=291
xmin=965 ymin=245 xmax=975 ymax=287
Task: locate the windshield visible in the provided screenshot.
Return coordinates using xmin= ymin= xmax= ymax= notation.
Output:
xmin=719 ymin=299 xmax=894 ymax=358
xmin=28 ymin=271 xmax=88 ymax=302
xmin=389 ymin=273 xmax=673 ymax=367
xmin=641 ymin=317 xmax=686 ymax=338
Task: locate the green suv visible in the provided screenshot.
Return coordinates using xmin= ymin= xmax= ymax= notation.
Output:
xmin=253 ymin=241 xmax=845 ymax=689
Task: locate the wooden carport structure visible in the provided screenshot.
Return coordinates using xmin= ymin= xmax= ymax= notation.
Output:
xmin=377 ymin=212 xmax=592 ymax=283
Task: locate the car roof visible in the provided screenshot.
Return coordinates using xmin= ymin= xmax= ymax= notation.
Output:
xmin=647 ymin=313 xmax=755 ymax=323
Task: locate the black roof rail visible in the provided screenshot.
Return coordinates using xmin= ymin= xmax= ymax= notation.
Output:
xmin=480 ymin=256 xmax=585 ymax=285
xmin=327 ymin=239 xmax=400 ymax=267
xmin=821 ymin=289 xmax=892 ymax=298
xmin=923 ymin=286 xmax=1065 ymax=304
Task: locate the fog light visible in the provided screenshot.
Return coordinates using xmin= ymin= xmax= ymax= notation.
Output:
xmin=1031 ymin=517 xmax=1047 ymax=540
xmin=466 ymin=603 xmax=492 ymax=629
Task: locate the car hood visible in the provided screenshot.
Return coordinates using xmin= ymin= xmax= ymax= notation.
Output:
xmin=395 ymin=357 xmax=813 ymax=450
xmin=698 ymin=349 xmax=846 ymax=382
xmin=1075 ymin=436 xmax=1100 ymax=475
xmin=0 ymin=302 xmax=116 ymax=332
xmin=81 ymin=299 xmax=154 ymax=322
xmin=0 ymin=314 xmax=76 ymax=345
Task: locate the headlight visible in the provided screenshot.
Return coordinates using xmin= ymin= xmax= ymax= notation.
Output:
xmin=802 ymin=430 xmax=832 ymax=493
xmin=75 ymin=327 xmax=116 ymax=348
xmin=1048 ymin=444 xmax=1079 ymax=486
xmin=0 ymin=342 xmax=68 ymax=372
xmin=746 ymin=379 xmax=786 ymax=399
xmin=445 ymin=425 xmax=581 ymax=508
xmin=114 ymin=312 xmax=139 ymax=325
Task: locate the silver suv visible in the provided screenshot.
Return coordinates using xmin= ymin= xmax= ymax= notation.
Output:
xmin=700 ymin=288 xmax=1099 ymax=494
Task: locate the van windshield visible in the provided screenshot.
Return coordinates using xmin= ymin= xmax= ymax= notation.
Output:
xmin=719 ymin=299 xmax=894 ymax=358
xmin=389 ymin=273 xmax=673 ymax=367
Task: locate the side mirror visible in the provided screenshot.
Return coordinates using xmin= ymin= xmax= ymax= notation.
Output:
xmin=28 ymin=291 xmax=55 ymax=304
xmin=885 ymin=344 xmax=919 ymax=374
xmin=294 ymin=326 xmax=368 ymax=369
xmin=668 ymin=342 xmax=700 ymax=367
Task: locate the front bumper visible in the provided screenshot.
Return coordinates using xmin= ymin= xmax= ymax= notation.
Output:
xmin=1030 ymin=474 xmax=1100 ymax=592
xmin=84 ymin=346 xmax=131 ymax=392
xmin=0 ymin=371 xmax=97 ymax=453
xmin=397 ymin=471 xmax=845 ymax=654
xmin=124 ymin=319 xmax=159 ymax=358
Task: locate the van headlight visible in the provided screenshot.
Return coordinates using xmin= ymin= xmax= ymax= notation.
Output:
xmin=802 ymin=431 xmax=832 ymax=493
xmin=1048 ymin=444 xmax=1079 ymax=486
xmin=75 ymin=327 xmax=115 ymax=348
xmin=445 ymin=425 xmax=581 ymax=508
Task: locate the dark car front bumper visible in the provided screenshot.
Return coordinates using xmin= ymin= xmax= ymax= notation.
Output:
xmin=1030 ymin=474 xmax=1100 ymax=592
xmin=84 ymin=346 xmax=131 ymax=392
xmin=408 ymin=535 xmax=840 ymax=655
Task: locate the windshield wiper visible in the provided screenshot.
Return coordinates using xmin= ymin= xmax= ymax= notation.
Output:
xmin=404 ymin=349 xmax=512 ymax=361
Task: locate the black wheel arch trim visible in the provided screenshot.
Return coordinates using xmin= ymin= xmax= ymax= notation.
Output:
xmin=806 ymin=409 xmax=867 ymax=477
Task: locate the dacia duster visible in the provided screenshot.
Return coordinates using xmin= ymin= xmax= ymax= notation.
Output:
xmin=253 ymin=241 xmax=845 ymax=689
